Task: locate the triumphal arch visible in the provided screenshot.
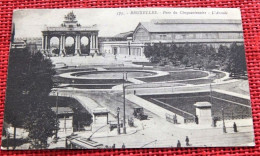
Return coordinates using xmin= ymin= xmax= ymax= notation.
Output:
xmin=42 ymin=12 xmax=99 ymax=56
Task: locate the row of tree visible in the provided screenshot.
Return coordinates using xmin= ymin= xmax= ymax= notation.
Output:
xmin=52 ymin=44 xmax=90 ymax=56
xmin=144 ymin=42 xmax=247 ymax=75
xmin=4 ymin=47 xmax=58 ymax=149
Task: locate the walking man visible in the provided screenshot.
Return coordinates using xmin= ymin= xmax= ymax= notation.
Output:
xmin=233 ymin=122 xmax=238 ymax=132
xmin=185 ymin=136 xmax=190 ymax=146
xmin=174 ymin=114 xmax=177 ymax=124
xmin=122 ymin=143 xmax=125 ymax=149
xmin=177 ymin=140 xmax=181 ymax=147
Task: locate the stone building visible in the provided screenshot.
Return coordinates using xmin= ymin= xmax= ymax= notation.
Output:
xmin=133 ymin=19 xmax=243 ymax=46
xmin=100 ymin=19 xmax=244 ymax=58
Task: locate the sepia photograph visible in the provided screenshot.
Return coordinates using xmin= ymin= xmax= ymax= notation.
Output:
xmin=1 ymin=8 xmax=255 ymax=150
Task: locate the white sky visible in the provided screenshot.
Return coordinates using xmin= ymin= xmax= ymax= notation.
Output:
xmin=13 ymin=8 xmax=242 ymax=38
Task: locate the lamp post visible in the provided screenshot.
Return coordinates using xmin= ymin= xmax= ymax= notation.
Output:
xmin=127 ymin=37 xmax=132 ymax=56
xmin=122 ymin=72 xmax=128 ymax=134
xmin=222 ymin=107 xmax=227 ymax=133
xmin=210 ymin=83 xmax=213 ymax=104
xmin=117 ymin=107 xmax=121 ymax=135
xmin=52 ymin=90 xmax=59 ymax=140
xmin=72 ymin=80 xmax=75 ymax=94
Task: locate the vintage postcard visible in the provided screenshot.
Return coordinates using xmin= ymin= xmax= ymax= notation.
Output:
xmin=1 ymin=8 xmax=255 ymax=150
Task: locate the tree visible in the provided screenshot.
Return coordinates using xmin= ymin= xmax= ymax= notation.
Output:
xmin=65 ymin=43 xmax=75 ymax=55
xmin=227 ymin=43 xmax=247 ymax=76
xmin=80 ymin=43 xmax=90 ymax=55
xmin=4 ymin=47 xmax=57 ymax=149
xmin=52 ymin=48 xmax=60 ymax=56
xmin=24 ymin=104 xmax=58 ymax=149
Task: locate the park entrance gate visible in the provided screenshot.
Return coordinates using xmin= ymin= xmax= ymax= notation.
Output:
xmin=42 ymin=12 xmax=99 ymax=56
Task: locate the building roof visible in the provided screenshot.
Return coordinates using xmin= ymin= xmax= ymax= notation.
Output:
xmin=151 ymin=19 xmax=241 ymax=24
xmin=43 ymin=26 xmax=99 ymax=32
xmin=92 ymin=107 xmax=109 ymax=114
xmin=51 ymin=107 xmax=74 ymax=115
xmin=138 ymin=19 xmax=242 ymax=33
xmin=194 ymin=102 xmax=212 ymax=108
xmin=114 ymin=31 xmax=133 ymax=38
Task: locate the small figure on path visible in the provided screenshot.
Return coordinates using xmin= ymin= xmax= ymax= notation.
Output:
xmin=177 ymin=140 xmax=181 ymax=147
xmin=112 ymin=144 xmax=115 ymax=149
xmin=122 ymin=143 xmax=125 ymax=149
xmin=185 ymin=136 xmax=190 ymax=146
xmin=233 ymin=122 xmax=238 ymax=132
xmin=195 ymin=115 xmax=199 ymax=124
xmin=174 ymin=114 xmax=177 ymax=124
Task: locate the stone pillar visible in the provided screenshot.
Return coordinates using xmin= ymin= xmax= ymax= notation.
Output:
xmin=194 ymin=102 xmax=212 ymax=125
xmin=59 ymin=35 xmax=66 ymax=56
xmin=90 ymin=35 xmax=95 ymax=54
xmin=74 ymin=35 xmax=81 ymax=55
xmin=44 ymin=36 xmax=48 ymax=52
xmin=63 ymin=36 xmax=66 ymax=55
xmin=59 ymin=36 xmax=63 ymax=56
xmin=42 ymin=35 xmax=45 ymax=51
xmin=47 ymin=36 xmax=50 ymax=55
xmin=74 ymin=35 xmax=77 ymax=55
xmin=95 ymin=35 xmax=98 ymax=49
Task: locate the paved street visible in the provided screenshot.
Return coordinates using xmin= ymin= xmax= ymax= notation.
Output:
xmin=53 ymin=88 xmax=254 ymax=148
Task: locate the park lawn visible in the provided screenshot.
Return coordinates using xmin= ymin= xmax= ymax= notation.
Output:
xmin=137 ymin=70 xmax=208 ymax=82
xmin=141 ymin=92 xmax=252 ymax=119
xmin=179 ymin=79 xmax=213 ymax=85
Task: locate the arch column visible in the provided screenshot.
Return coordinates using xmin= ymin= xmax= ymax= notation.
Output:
xmin=59 ymin=35 xmax=66 ymax=56
xmin=90 ymin=35 xmax=94 ymax=54
xmin=74 ymin=35 xmax=81 ymax=55
xmin=42 ymin=35 xmax=46 ymax=52
xmin=90 ymin=34 xmax=98 ymax=54
xmin=42 ymin=35 xmax=50 ymax=54
xmin=47 ymin=36 xmax=51 ymax=55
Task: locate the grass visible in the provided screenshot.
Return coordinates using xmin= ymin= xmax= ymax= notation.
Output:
xmin=137 ymin=70 xmax=208 ymax=82
xmin=53 ymin=76 xmax=129 ymax=85
xmin=179 ymin=79 xmax=213 ymax=85
xmin=132 ymin=62 xmax=155 ymax=66
xmin=140 ymin=91 xmax=252 ymax=119
xmin=66 ymin=84 xmax=115 ymax=89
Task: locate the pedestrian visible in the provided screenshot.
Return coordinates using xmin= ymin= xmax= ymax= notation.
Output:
xmin=233 ymin=122 xmax=238 ymax=132
xmin=112 ymin=144 xmax=115 ymax=149
xmin=174 ymin=114 xmax=177 ymax=124
xmin=177 ymin=140 xmax=181 ymax=147
xmin=185 ymin=136 xmax=189 ymax=146
xmin=195 ymin=115 xmax=198 ymax=124
xmin=122 ymin=143 xmax=125 ymax=149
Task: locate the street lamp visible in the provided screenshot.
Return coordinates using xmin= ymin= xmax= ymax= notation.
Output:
xmin=52 ymin=89 xmax=59 ymax=139
xmin=127 ymin=37 xmax=132 ymax=56
xmin=72 ymin=80 xmax=75 ymax=94
xmin=210 ymin=83 xmax=213 ymax=104
xmin=122 ymin=72 xmax=129 ymax=134
xmin=222 ymin=107 xmax=227 ymax=133
xmin=117 ymin=107 xmax=121 ymax=135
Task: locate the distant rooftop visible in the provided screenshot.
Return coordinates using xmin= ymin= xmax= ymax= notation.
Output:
xmin=114 ymin=31 xmax=133 ymax=38
xmin=138 ymin=19 xmax=242 ymax=33
xmin=51 ymin=107 xmax=74 ymax=115
xmin=194 ymin=102 xmax=212 ymax=108
xmin=151 ymin=19 xmax=241 ymax=24
xmin=92 ymin=107 xmax=109 ymax=114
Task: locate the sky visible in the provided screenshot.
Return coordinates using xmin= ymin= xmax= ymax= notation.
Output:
xmin=13 ymin=8 xmax=242 ymax=38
